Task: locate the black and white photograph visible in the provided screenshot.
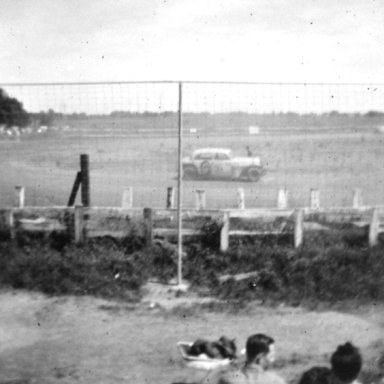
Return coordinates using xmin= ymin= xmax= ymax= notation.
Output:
xmin=0 ymin=1 xmax=383 ymax=383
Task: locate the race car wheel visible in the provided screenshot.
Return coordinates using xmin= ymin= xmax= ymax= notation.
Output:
xmin=183 ymin=166 xmax=198 ymax=180
xmin=247 ymin=167 xmax=261 ymax=182
xmin=200 ymin=161 xmax=212 ymax=178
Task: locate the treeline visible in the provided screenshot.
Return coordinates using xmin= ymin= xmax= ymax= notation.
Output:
xmin=2 ymin=84 xmax=384 ymax=130
xmin=58 ymin=110 xmax=384 ymax=128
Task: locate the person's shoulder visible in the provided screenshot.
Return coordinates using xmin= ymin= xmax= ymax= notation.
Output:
xmin=219 ymin=363 xmax=247 ymax=383
xmin=262 ymin=370 xmax=287 ymax=384
xmin=202 ymin=364 xmax=242 ymax=384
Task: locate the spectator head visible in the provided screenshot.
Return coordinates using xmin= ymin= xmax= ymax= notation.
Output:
xmin=331 ymin=342 xmax=362 ymax=383
xmin=298 ymin=367 xmax=332 ymax=384
xmin=246 ymin=334 xmax=275 ymax=365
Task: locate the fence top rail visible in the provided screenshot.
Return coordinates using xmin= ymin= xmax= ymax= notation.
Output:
xmin=228 ymin=209 xmax=295 ymax=219
xmin=2 ymin=80 xmax=384 ymax=87
xmin=154 ymin=208 xmax=222 ymax=217
xmin=1 ymin=205 xmax=384 ymax=215
xmin=303 ymin=206 xmax=384 ymax=213
xmin=7 ymin=206 xmax=75 ymax=212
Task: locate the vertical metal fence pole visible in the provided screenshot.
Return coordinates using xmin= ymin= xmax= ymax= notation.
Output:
xmin=177 ymin=82 xmax=183 ymax=286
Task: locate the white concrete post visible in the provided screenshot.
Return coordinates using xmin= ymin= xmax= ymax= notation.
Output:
xmin=195 ymin=190 xmax=206 ymax=210
xmin=14 ymin=186 xmax=25 ymax=208
xmin=294 ymin=209 xmax=304 ymax=248
xmin=309 ymin=189 xmax=320 ymax=209
xmin=369 ymin=208 xmax=379 ymax=247
xmin=220 ymin=211 xmax=230 ymax=252
xmin=237 ymin=188 xmax=245 ymax=209
xmin=166 ymin=187 xmax=175 ymax=209
xmin=352 ymin=189 xmax=362 ymax=208
xmin=277 ymin=188 xmax=288 ymax=209
xmin=122 ymin=187 xmax=133 ymax=209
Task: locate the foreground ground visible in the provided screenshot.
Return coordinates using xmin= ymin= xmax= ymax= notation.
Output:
xmin=0 ymin=286 xmax=383 ymax=384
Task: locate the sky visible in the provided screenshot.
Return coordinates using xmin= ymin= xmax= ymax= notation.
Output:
xmin=1 ymin=0 xmax=384 ymax=113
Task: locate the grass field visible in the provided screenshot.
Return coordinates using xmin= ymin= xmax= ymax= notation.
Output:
xmin=0 ymin=121 xmax=383 ymax=209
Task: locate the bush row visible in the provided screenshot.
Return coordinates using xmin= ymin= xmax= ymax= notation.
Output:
xmin=186 ymin=239 xmax=384 ymax=306
xmin=0 ymin=228 xmax=383 ymax=305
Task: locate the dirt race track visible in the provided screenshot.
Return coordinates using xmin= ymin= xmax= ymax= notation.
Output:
xmin=0 ymin=128 xmax=384 ymax=209
xmin=0 ymin=287 xmax=383 ymax=384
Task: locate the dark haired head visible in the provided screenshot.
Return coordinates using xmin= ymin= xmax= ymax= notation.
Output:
xmin=331 ymin=342 xmax=362 ymax=382
xmin=298 ymin=367 xmax=332 ymax=384
xmin=246 ymin=334 xmax=275 ymax=363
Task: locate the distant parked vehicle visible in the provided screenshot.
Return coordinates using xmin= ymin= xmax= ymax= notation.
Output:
xmin=182 ymin=148 xmax=266 ymax=182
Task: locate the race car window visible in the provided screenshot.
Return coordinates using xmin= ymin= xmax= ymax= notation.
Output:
xmin=195 ymin=153 xmax=214 ymax=160
xmin=216 ymin=153 xmax=230 ymax=160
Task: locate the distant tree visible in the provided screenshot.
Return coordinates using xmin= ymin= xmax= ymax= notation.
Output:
xmin=0 ymin=88 xmax=30 ymax=128
xmin=37 ymin=109 xmax=55 ymax=126
xmin=365 ymin=110 xmax=384 ymax=118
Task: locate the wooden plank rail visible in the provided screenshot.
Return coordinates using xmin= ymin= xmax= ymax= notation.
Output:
xmin=0 ymin=205 xmax=382 ymax=248
xmin=4 ymin=180 xmax=381 ymax=248
xmin=228 ymin=208 xmax=295 ymax=218
xmin=220 ymin=208 xmax=297 ymax=251
xmin=229 ymin=230 xmax=284 ymax=235
xmin=154 ymin=228 xmax=201 ymax=237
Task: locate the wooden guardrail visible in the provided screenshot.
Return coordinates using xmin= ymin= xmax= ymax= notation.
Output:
xmin=0 ymin=205 xmax=383 ymax=250
xmin=2 ymin=185 xmax=383 ymax=249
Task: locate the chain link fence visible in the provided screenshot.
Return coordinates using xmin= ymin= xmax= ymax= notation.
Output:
xmin=1 ymin=81 xmax=383 ymax=209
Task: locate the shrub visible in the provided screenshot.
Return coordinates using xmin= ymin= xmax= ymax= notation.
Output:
xmin=0 ymin=241 xmax=146 ymax=301
xmin=182 ymin=237 xmax=384 ymax=306
xmin=0 ymin=228 xmax=383 ymax=306
xmin=199 ymin=218 xmax=223 ymax=249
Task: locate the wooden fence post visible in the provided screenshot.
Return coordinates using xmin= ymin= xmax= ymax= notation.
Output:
xmin=143 ymin=207 xmax=153 ymax=247
xmin=5 ymin=209 xmax=15 ymax=240
xmin=220 ymin=211 xmax=230 ymax=252
xmin=294 ymin=209 xmax=304 ymax=248
xmin=195 ymin=190 xmax=206 ymax=210
xmin=122 ymin=187 xmax=133 ymax=208
xmin=67 ymin=172 xmax=82 ymax=207
xmin=166 ymin=187 xmax=175 ymax=209
xmin=352 ymin=189 xmax=362 ymax=208
xmin=237 ymin=188 xmax=245 ymax=209
xmin=14 ymin=186 xmax=25 ymax=208
xmin=277 ymin=188 xmax=288 ymax=209
xmin=368 ymin=208 xmax=379 ymax=247
xmin=74 ymin=205 xmax=84 ymax=244
xmin=309 ymin=189 xmax=320 ymax=209
xmin=80 ymin=154 xmax=90 ymax=207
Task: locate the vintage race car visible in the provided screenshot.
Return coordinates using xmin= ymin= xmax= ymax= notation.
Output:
xmin=182 ymin=148 xmax=265 ymax=182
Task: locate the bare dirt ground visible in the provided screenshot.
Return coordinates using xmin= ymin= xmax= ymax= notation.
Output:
xmin=0 ymin=286 xmax=383 ymax=384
